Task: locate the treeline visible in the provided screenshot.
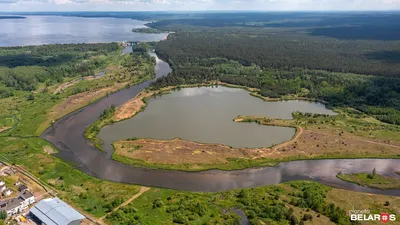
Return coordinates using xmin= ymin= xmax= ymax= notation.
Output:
xmin=0 ymin=43 xmax=121 ymax=93
xmin=156 ymin=32 xmax=400 ymax=77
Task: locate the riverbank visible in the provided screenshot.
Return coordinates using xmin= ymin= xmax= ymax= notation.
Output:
xmin=337 ymin=172 xmax=400 ymax=190
xmin=101 ymin=83 xmax=400 ymax=171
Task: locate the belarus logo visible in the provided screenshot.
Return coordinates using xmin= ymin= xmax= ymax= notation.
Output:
xmin=381 ymin=213 xmax=390 ymax=223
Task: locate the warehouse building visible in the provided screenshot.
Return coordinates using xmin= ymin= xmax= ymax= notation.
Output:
xmin=29 ymin=198 xmax=85 ymax=225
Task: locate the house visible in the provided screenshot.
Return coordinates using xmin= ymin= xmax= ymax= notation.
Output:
xmin=0 ymin=191 xmax=35 ymax=216
xmin=0 ymin=181 xmax=4 ymax=186
xmin=19 ymin=191 xmax=35 ymax=209
xmin=18 ymin=184 xmax=29 ymax=192
xmin=29 ymin=198 xmax=85 ymax=225
xmin=0 ymin=198 xmax=23 ymax=216
xmin=0 ymin=184 xmax=6 ymax=192
xmin=2 ymin=188 xmax=13 ymax=197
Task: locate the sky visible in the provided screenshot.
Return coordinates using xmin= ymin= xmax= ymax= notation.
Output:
xmin=0 ymin=0 xmax=399 ymax=12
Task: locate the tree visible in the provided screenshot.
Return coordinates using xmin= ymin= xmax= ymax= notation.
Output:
xmin=0 ymin=210 xmax=7 ymax=219
xmin=368 ymin=168 xmax=377 ymax=179
xmin=302 ymin=214 xmax=313 ymax=221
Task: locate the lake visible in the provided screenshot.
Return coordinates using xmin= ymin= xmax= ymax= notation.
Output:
xmin=41 ymin=53 xmax=400 ymax=195
xmin=98 ymin=86 xmax=336 ymax=149
xmin=0 ymin=16 xmax=168 ymax=46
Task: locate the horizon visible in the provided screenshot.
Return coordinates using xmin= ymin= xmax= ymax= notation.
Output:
xmin=0 ymin=0 xmax=399 ymax=12
xmin=2 ymin=10 xmax=400 ymax=14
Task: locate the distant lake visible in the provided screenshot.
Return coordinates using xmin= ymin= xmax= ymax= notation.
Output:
xmin=0 ymin=16 xmax=169 ymax=46
xmin=98 ymin=86 xmax=336 ymax=149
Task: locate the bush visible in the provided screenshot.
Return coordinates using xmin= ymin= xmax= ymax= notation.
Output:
xmin=173 ymin=212 xmax=189 ymax=224
xmin=302 ymin=214 xmax=313 ymax=221
xmin=152 ymin=198 xmax=164 ymax=208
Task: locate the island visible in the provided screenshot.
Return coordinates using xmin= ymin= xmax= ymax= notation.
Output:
xmin=132 ymin=27 xmax=167 ymax=34
xmin=337 ymin=169 xmax=400 ymax=190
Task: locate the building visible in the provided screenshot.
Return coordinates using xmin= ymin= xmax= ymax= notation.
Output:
xmin=18 ymin=184 xmax=29 ymax=192
xmin=1 ymin=198 xmax=23 ymax=216
xmin=2 ymin=188 xmax=13 ymax=197
xmin=0 ymin=191 xmax=35 ymax=216
xmin=0 ymin=181 xmax=5 ymax=186
xmin=19 ymin=190 xmax=35 ymax=208
xmin=29 ymin=198 xmax=85 ymax=225
xmin=0 ymin=184 xmax=6 ymax=192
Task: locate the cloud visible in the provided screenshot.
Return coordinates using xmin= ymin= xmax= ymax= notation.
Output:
xmin=0 ymin=0 xmax=399 ymax=10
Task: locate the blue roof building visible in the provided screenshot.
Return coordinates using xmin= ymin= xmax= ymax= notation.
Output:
xmin=29 ymin=198 xmax=85 ymax=225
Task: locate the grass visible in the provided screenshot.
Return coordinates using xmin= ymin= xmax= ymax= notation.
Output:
xmin=337 ymin=172 xmax=400 ymax=190
xmin=112 ymin=153 xmax=279 ymax=172
xmin=0 ymin=137 xmax=140 ymax=218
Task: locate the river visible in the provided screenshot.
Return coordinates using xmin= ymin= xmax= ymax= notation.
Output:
xmin=41 ymin=52 xmax=400 ymax=195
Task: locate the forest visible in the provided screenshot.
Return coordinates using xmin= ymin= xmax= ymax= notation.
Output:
xmin=0 ymin=43 xmax=120 ymax=92
xmin=156 ymin=32 xmax=400 ymax=77
xmin=153 ymin=31 xmax=400 ymax=124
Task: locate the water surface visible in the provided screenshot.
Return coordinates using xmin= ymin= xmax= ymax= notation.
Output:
xmin=99 ymin=86 xmax=336 ymax=149
xmin=0 ymin=16 xmax=168 ymax=46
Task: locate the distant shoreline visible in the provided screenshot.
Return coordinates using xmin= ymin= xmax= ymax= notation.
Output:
xmin=0 ymin=16 xmax=26 ymax=19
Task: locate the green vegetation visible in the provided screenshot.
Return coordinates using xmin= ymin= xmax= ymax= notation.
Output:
xmin=132 ymin=27 xmax=167 ymax=34
xmin=85 ymin=105 xmax=116 ymax=152
xmin=0 ymin=114 xmax=16 ymax=130
xmin=0 ymin=43 xmax=120 ymax=91
xmin=0 ymin=137 xmax=140 ymax=217
xmin=112 ymin=153 xmax=278 ymax=172
xmin=337 ymin=169 xmax=400 ymax=190
xmin=0 ymin=43 xmax=156 ymax=137
xmin=106 ymin=181 xmax=361 ymax=225
xmin=0 ymin=43 xmax=157 ymax=218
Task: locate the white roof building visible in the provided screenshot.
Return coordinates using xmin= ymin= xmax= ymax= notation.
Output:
xmin=29 ymin=198 xmax=85 ymax=225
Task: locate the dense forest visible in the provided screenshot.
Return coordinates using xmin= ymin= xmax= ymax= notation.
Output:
xmin=0 ymin=43 xmax=121 ymax=93
xmin=156 ymin=32 xmax=400 ymax=77
xmin=153 ymin=31 xmax=400 ymax=124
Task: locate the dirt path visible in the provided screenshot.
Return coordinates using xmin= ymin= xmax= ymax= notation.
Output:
xmin=0 ymin=127 xmax=10 ymax=133
xmin=273 ymin=126 xmax=304 ymax=151
xmin=99 ymin=186 xmax=150 ymax=222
